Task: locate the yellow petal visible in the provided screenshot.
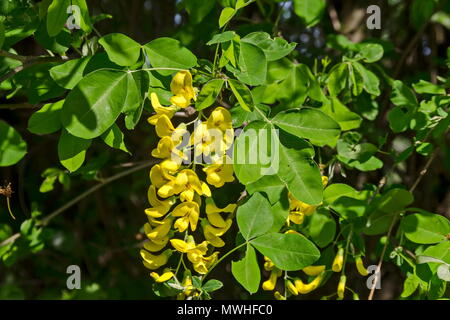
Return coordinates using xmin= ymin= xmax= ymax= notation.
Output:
xmin=332 ymin=248 xmax=344 ymax=272
xmin=140 ymin=250 xmax=169 ymax=270
xmin=302 ymin=265 xmax=326 ymax=276
xmin=155 ymin=115 xmax=175 ymax=138
xmin=356 ymin=256 xmax=368 ymax=276
xmin=337 ymin=275 xmax=346 ymax=300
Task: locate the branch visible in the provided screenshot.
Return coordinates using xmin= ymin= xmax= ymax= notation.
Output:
xmin=0 ymin=54 xmax=69 ymax=83
xmin=0 ymin=160 xmax=157 ymax=248
xmin=367 ymin=145 xmax=442 ymax=300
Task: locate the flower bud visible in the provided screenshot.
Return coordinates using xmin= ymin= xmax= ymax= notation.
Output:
xmin=332 ymin=248 xmax=344 ymax=272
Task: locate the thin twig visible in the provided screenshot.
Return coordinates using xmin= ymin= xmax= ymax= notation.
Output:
xmin=0 ymin=160 xmax=156 ymax=248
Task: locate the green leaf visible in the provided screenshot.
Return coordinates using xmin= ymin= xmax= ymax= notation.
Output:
xmin=72 ymin=0 xmax=92 ymax=33
xmin=323 ymin=183 xmax=359 ymax=205
xmin=228 ymin=79 xmax=254 ymax=111
xmin=410 ymin=0 xmax=436 ymax=29
xmin=307 ymin=208 xmax=336 ymax=248
xmin=277 ymin=131 xmax=323 ymax=205
xmin=352 ymin=62 xmax=380 ymax=96
xmin=401 ymin=273 xmax=420 ymax=298
xmin=0 ymin=120 xmax=27 ymax=167
xmin=101 ymin=124 xmax=130 ymax=154
xmin=237 ymin=192 xmax=274 ymax=240
xmin=231 ymin=245 xmax=260 ymax=294
xmin=235 ymin=0 xmax=254 ymax=9
xmin=58 ymin=130 xmax=92 ymax=172
xmin=61 ymin=70 xmax=129 ymax=139
xmin=49 ymin=57 xmax=92 ymax=89
xmin=184 ymin=0 xmax=215 ymax=24
xmin=321 ymin=97 xmax=362 ymax=131
xmin=337 ymin=138 xmax=377 ymax=162
xmin=413 ymin=80 xmax=446 ymax=95
xmin=207 ymin=31 xmax=236 ymax=45
xmin=401 ymin=212 xmax=450 ymax=244
xmin=122 ymin=72 xmax=145 ymax=130
xmin=232 ymin=41 xmax=267 ymax=86
xmin=388 ymin=106 xmax=410 ymax=133
xmin=233 ymin=121 xmax=275 ymax=184
xmin=219 ymin=7 xmax=235 ymax=28
xmin=28 ymin=100 xmax=64 ymax=135
xmin=242 ymin=32 xmax=296 ymax=61
xmin=251 ymin=232 xmax=320 ymax=271
xmin=196 ymin=79 xmax=225 ymax=111
xmin=358 ymin=43 xmax=384 ymax=63
xmin=246 ymin=174 xmax=285 ymax=204
xmin=143 ymin=37 xmax=197 ymax=76
xmin=391 ymin=80 xmax=418 ymax=109
xmin=276 ymin=64 xmax=309 ymax=107
xmin=202 ymin=280 xmax=223 ymax=293
xmin=364 ymin=189 xmax=414 ymax=235
xmin=230 ymin=104 xmax=269 ymax=127
xmin=327 ymin=63 xmax=348 ymax=97
xmin=47 ymin=0 xmax=70 ymax=37
xmin=272 ymin=108 xmax=341 ymax=143
xmin=420 ymin=241 xmax=450 ymax=274
xmin=293 ymin=0 xmax=326 ymax=27
xmin=98 ymin=33 xmax=142 ymax=67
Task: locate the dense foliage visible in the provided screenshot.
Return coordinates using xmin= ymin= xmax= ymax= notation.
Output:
xmin=0 ymin=0 xmax=449 ymax=300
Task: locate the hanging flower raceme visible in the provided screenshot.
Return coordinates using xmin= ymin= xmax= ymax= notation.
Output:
xmin=140 ymin=71 xmax=240 ymax=299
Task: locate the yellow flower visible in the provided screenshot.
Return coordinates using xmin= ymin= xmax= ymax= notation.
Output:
xmin=203 ymin=219 xmax=233 ymax=248
xmin=147 ymin=92 xmax=177 ymax=125
xmin=264 ymin=256 xmax=275 ymax=271
xmin=155 ymin=114 xmax=177 ymax=138
xmin=355 ymin=256 xmax=368 ymax=276
xmin=145 ymin=185 xmax=175 ymax=218
xmin=294 ymin=271 xmax=325 ymax=294
xmin=149 ymin=160 xmax=180 ymax=189
xmin=332 ymin=248 xmax=344 ymax=272
xmin=205 ymin=201 xmax=235 ymax=228
xmin=144 ymin=218 xmax=172 ymax=241
xmin=322 ymin=175 xmax=328 ymax=187
xmin=177 ymin=274 xmax=195 ymax=299
xmin=207 ymin=107 xmax=233 ymax=132
xmin=150 ymin=268 xmax=174 ymax=283
xmin=191 ymin=122 xmax=227 ymax=158
xmin=288 ymin=211 xmax=305 ymax=225
xmin=158 ymin=169 xmax=210 ymax=201
xmin=203 ymin=156 xmax=235 ymax=188
xmin=288 ymin=192 xmax=317 ymax=216
xmin=193 ymin=251 xmax=219 ymax=274
xmin=143 ymin=236 xmax=169 ymax=252
xmin=302 ymin=265 xmax=326 ymax=276
xmin=262 ymin=268 xmax=282 ymax=291
xmin=286 ymin=279 xmax=298 ymax=296
xmin=170 ymin=70 xmax=196 ymax=108
xmin=274 ymin=291 xmax=286 ymax=300
xmin=152 ymin=136 xmax=175 ymax=159
xmin=170 ymin=237 xmax=218 ymax=274
xmin=140 ymin=249 xmax=171 ymax=270
xmin=337 ymin=275 xmax=346 ymax=300
xmin=172 ymin=201 xmax=200 ymax=232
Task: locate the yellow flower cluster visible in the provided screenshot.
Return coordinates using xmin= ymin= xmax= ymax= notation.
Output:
xmin=140 ymin=71 xmax=237 ymax=294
